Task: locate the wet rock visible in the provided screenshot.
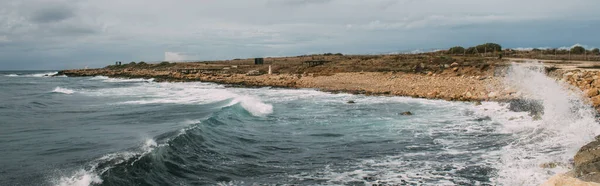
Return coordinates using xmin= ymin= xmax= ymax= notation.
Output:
xmin=574 ymin=135 xmax=600 ymax=182
xmin=474 ymin=101 xmax=482 ymax=106
xmin=400 ymin=111 xmax=413 ymax=116
xmin=347 ymin=100 xmax=356 ymax=104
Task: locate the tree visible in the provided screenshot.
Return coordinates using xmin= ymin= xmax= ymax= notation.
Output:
xmin=129 ymin=62 xmax=136 ymax=65
xmin=447 ymin=46 xmax=465 ymax=54
xmin=592 ymin=48 xmax=600 ymax=55
xmin=475 ymin=43 xmax=502 ymax=53
xmin=571 ymin=46 xmax=586 ymax=54
xmin=466 ymin=47 xmax=478 ymax=54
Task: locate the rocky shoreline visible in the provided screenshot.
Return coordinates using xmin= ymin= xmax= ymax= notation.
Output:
xmin=58 ymin=57 xmax=600 ymax=185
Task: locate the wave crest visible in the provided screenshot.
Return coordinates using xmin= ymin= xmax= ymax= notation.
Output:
xmin=53 ymin=87 xmax=75 ymax=94
xmin=232 ymin=96 xmax=273 ymax=117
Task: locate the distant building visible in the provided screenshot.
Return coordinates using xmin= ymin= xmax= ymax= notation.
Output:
xmin=254 ymin=58 xmax=264 ymax=65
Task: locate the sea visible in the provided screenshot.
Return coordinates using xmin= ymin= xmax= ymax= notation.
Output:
xmin=1 ymin=64 xmax=599 ymax=186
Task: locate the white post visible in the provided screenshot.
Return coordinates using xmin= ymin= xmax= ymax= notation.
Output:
xmin=268 ymin=65 xmax=272 ymax=75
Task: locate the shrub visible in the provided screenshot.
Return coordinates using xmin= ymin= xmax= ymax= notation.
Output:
xmin=447 ymin=46 xmax=465 ymax=54
xmin=129 ymin=62 xmax=136 ymax=65
xmin=138 ymin=61 xmax=147 ymax=65
xmin=592 ymin=48 xmax=600 ymax=55
xmin=475 ymin=43 xmax=502 ymax=53
xmin=571 ymin=46 xmax=586 ymax=54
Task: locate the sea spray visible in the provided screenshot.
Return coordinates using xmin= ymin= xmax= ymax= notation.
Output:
xmin=495 ymin=62 xmax=600 ymax=185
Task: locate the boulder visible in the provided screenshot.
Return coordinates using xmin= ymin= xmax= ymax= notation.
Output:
xmin=592 ymin=96 xmax=600 ymax=107
xmin=400 ymin=111 xmax=413 ymax=116
xmin=450 ymin=62 xmax=459 ymax=67
xmin=587 ymin=88 xmax=600 ymax=98
xmin=347 ymin=100 xmax=356 ymax=104
xmin=574 ymin=136 xmax=600 ymax=182
xmin=246 ymin=70 xmax=262 ymax=76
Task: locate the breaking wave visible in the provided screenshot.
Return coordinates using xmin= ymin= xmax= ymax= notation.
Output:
xmin=52 ymin=87 xmax=75 ymax=94
xmin=494 ymin=62 xmax=600 ymax=185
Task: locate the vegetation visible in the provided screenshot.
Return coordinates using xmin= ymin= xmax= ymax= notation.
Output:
xmin=571 ymin=46 xmax=586 ymax=54
xmin=592 ymin=48 xmax=600 ymax=55
xmin=474 ymin=43 xmax=502 ymax=53
xmin=447 ymin=46 xmax=465 ymax=54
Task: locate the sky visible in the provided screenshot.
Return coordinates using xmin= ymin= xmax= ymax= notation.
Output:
xmin=0 ymin=0 xmax=599 ymax=70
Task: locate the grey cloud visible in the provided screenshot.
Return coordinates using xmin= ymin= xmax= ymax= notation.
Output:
xmin=268 ymin=0 xmax=333 ymax=6
xmin=29 ymin=4 xmax=75 ymax=23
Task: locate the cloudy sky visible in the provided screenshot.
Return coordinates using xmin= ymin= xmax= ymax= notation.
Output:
xmin=1 ymin=0 xmax=599 ymax=70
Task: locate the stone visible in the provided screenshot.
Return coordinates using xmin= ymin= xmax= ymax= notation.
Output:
xmin=488 ymin=92 xmax=498 ymax=98
xmin=453 ymin=67 xmax=459 ymax=72
xmin=592 ymin=95 xmax=600 ymax=107
xmin=246 ymin=70 xmax=262 ymax=76
xmin=400 ymin=111 xmax=413 ymax=116
xmin=465 ymin=91 xmax=473 ymax=98
xmin=427 ymin=72 xmax=433 ymax=76
xmin=450 ymin=62 xmax=459 ymax=67
xmin=574 ymin=136 xmax=600 ymax=182
xmin=347 ymin=100 xmax=356 ymax=104
xmin=587 ymin=88 xmax=600 ymax=98
xmin=474 ymin=101 xmax=482 ymax=106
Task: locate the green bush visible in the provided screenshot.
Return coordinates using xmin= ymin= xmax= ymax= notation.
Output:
xmin=475 ymin=43 xmax=502 ymax=53
xmin=592 ymin=48 xmax=600 ymax=55
xmin=571 ymin=46 xmax=586 ymax=54
xmin=447 ymin=46 xmax=465 ymax=54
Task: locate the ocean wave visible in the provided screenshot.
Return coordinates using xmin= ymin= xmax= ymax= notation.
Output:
xmin=52 ymin=87 xmax=75 ymax=94
xmin=89 ymin=76 xmax=153 ymax=83
xmin=24 ymin=72 xmax=58 ymax=77
xmin=53 ymin=139 xmax=160 ymax=186
xmin=492 ymin=63 xmax=600 ymax=185
xmin=4 ymin=74 xmax=18 ymax=77
xmin=108 ymin=82 xmax=273 ymax=117
xmin=230 ymin=96 xmax=273 ymax=117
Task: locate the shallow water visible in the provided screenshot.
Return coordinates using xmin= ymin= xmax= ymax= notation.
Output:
xmin=0 ymin=66 xmax=598 ymax=186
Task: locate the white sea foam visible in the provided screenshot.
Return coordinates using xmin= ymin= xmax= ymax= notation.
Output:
xmin=493 ymin=62 xmax=600 ymax=185
xmin=25 ymin=72 xmax=58 ymax=77
xmin=55 ymin=169 xmax=103 ymax=186
xmin=231 ymin=96 xmax=273 ymax=117
xmin=4 ymin=74 xmax=18 ymax=77
xmin=90 ymin=76 xmax=110 ymax=80
xmin=52 ymin=87 xmax=75 ymax=94
xmin=53 ymin=138 xmax=160 ymax=186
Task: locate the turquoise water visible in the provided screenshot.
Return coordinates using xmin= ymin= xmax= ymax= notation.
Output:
xmin=1 ymin=66 xmax=598 ymax=185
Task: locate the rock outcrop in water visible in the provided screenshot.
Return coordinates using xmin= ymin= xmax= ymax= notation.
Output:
xmin=574 ymin=136 xmax=600 ymax=183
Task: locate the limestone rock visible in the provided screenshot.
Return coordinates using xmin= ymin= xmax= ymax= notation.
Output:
xmin=587 ymin=88 xmax=600 ymax=98
xmin=450 ymin=62 xmax=459 ymax=67
xmin=592 ymin=96 xmax=600 ymax=107
xmin=246 ymin=70 xmax=262 ymax=76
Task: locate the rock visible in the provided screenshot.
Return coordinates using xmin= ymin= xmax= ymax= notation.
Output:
xmin=450 ymin=62 xmax=459 ymax=67
xmin=488 ymin=92 xmax=498 ymax=98
xmin=452 ymin=67 xmax=459 ymax=72
xmin=592 ymin=96 xmax=600 ymax=107
xmin=400 ymin=111 xmax=413 ymax=116
xmin=479 ymin=76 xmax=487 ymax=80
xmin=574 ymin=135 xmax=600 ymax=182
xmin=246 ymin=70 xmax=262 ymax=76
xmin=474 ymin=101 xmax=482 ymax=106
xmin=465 ymin=91 xmax=472 ymax=98
xmin=347 ymin=100 xmax=356 ymax=104
xmin=587 ymin=88 xmax=600 ymax=98
xmin=427 ymin=72 xmax=433 ymax=76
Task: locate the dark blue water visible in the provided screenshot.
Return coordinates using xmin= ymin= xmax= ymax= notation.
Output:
xmin=0 ymin=70 xmax=567 ymax=186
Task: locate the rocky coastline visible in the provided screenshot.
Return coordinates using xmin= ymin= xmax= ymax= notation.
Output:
xmin=58 ymin=55 xmax=600 ymax=185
